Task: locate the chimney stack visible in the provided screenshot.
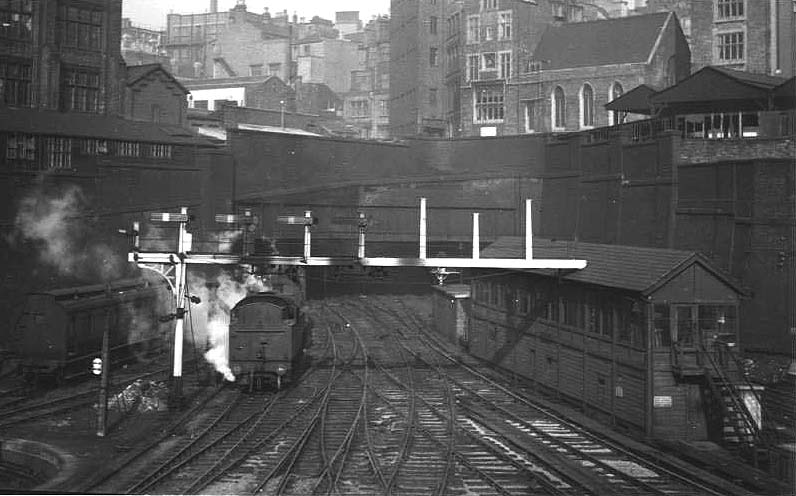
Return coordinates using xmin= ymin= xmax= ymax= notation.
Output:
xmin=210 ymin=0 xmax=217 ymax=13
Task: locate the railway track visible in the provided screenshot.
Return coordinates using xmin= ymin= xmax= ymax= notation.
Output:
xmin=0 ymin=367 xmax=172 ymax=428
xmin=71 ymin=295 xmax=755 ymax=495
xmin=354 ymin=295 xmax=749 ymax=496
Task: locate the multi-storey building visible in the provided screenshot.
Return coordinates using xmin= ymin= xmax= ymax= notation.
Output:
xmin=335 ymin=11 xmax=363 ymax=39
xmin=0 ymin=0 xmax=125 ymax=114
xmin=444 ymin=1 xmax=464 ymax=137
xmin=460 ymin=0 xmax=561 ymax=137
xmin=165 ymin=1 xmax=288 ymax=78
xmin=293 ymin=38 xmax=360 ymax=94
xmin=121 ymin=18 xmax=169 ymax=69
xmin=473 ymin=11 xmax=690 ymax=136
xmin=343 ymin=15 xmax=390 ymax=139
xmin=389 ymin=0 xmax=448 ymax=137
xmin=644 ymin=0 xmax=796 ymax=77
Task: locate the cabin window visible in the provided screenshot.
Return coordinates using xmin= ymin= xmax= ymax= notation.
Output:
xmin=653 ymin=304 xmax=671 ymax=347
xmin=698 ymin=305 xmax=737 ymax=343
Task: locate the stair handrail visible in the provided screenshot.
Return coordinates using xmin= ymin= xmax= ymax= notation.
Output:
xmin=700 ymin=342 xmax=766 ymax=448
xmin=713 ymin=340 xmax=781 ymax=448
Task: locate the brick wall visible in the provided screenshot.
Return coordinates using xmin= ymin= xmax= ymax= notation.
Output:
xmin=126 ymin=71 xmax=188 ymax=125
xmin=677 ymin=138 xmax=796 ymax=165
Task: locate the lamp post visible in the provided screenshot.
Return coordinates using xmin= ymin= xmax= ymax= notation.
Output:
xmin=280 ymin=100 xmax=285 ymax=128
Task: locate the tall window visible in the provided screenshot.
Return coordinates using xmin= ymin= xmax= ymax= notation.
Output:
xmin=429 ymin=47 xmax=438 ymax=66
xmin=60 ymin=5 xmax=104 ymax=50
xmin=474 ymin=87 xmax=504 ymax=123
xmin=499 ymin=51 xmax=511 ymax=80
xmin=0 ymin=59 xmax=32 ymax=107
xmin=60 ymin=67 xmax=101 ymax=113
xmin=5 ymin=133 xmax=36 ymax=167
xmin=481 ymin=52 xmax=496 ymax=71
xmin=715 ymin=0 xmax=744 ymax=19
xmin=498 ymin=11 xmax=511 ymax=40
xmin=609 ymin=82 xmax=625 ymax=126
xmin=429 ymin=16 xmax=438 ymax=35
xmin=717 ymin=31 xmax=744 ymax=62
xmin=467 ymin=15 xmax=479 ymax=43
xmin=0 ymin=0 xmax=33 ymax=41
xmin=43 ymin=137 xmax=72 ymax=169
xmin=466 ymin=54 xmax=479 ymax=82
xmin=523 ymin=100 xmax=537 ymax=133
xmin=552 ymin=86 xmax=566 ymax=129
xmin=580 ymin=83 xmax=594 ymax=128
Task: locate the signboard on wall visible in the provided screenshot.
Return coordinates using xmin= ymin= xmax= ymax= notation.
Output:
xmin=653 ymin=395 xmax=673 ymax=408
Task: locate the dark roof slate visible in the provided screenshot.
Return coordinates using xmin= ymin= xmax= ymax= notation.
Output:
xmin=533 ymin=12 xmax=671 ymax=70
xmin=480 ymin=237 xmax=744 ymax=296
xmin=0 ymin=107 xmax=215 ymax=146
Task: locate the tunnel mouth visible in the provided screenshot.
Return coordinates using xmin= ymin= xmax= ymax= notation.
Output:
xmin=0 ymin=439 xmax=76 ymax=491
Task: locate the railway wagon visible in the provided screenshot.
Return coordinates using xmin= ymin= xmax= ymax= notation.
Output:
xmin=14 ymin=278 xmax=170 ymax=384
xmin=228 ymin=292 xmax=307 ymax=389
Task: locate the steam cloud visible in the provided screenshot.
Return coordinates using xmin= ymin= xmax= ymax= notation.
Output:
xmin=188 ymin=271 xmax=271 ymax=382
xmin=11 ymin=185 xmax=122 ymax=281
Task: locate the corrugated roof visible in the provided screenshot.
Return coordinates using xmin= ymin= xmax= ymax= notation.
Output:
xmin=0 ymin=107 xmax=216 ymax=146
xmin=480 ymin=237 xmax=743 ymax=295
xmin=533 ymin=12 xmax=671 ymax=70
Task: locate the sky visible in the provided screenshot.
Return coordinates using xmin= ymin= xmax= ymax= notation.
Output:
xmin=122 ymin=0 xmax=391 ymax=30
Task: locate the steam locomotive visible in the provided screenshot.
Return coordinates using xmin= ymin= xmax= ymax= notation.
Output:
xmin=228 ymin=291 xmax=308 ymax=390
xmin=14 ymin=278 xmax=170 ymax=384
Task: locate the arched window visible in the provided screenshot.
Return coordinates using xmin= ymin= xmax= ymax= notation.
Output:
xmin=609 ymin=81 xmax=625 ymax=126
xmin=552 ymin=86 xmax=565 ymax=130
xmin=580 ymin=83 xmax=594 ymax=128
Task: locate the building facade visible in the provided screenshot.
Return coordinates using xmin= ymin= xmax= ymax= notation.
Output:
xmin=125 ymin=64 xmax=188 ymax=125
xmin=645 ymin=0 xmax=796 ymax=77
xmin=183 ymin=75 xmax=296 ymax=113
xmin=343 ymin=15 xmax=391 ymax=139
xmin=462 ymin=11 xmax=690 ymax=136
xmin=389 ymin=0 xmax=448 ymax=137
xmin=0 ymin=0 xmax=125 ymax=115
xmin=121 ymin=18 xmax=169 ymax=69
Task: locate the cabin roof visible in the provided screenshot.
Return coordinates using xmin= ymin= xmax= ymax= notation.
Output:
xmin=480 ymin=237 xmax=746 ymax=297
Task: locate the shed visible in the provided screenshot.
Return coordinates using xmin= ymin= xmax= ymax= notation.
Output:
xmin=431 ymin=284 xmax=470 ymax=347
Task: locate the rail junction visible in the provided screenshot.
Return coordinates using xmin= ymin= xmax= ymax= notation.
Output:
xmin=79 ymin=295 xmax=754 ymax=496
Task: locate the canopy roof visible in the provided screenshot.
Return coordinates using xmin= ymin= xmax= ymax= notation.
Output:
xmin=604 ymin=84 xmax=658 ymax=115
xmin=649 ymin=66 xmax=788 ymax=114
xmin=605 ymin=67 xmax=793 ymax=116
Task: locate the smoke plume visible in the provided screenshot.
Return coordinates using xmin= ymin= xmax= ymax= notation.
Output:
xmin=11 ymin=185 xmax=122 ymax=281
xmin=188 ymin=270 xmax=271 ymax=381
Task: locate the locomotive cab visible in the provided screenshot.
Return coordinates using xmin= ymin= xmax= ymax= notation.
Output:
xmin=229 ymin=292 xmax=304 ymax=390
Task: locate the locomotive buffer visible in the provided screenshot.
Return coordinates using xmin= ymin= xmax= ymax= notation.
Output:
xmin=126 ymin=199 xmax=587 ymax=403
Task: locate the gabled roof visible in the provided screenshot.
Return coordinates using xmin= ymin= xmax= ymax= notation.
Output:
xmin=533 ymin=12 xmax=672 ymax=70
xmin=126 ymin=63 xmax=187 ymax=94
xmin=649 ymin=65 xmax=788 ymax=112
xmin=480 ymin=237 xmax=746 ymax=297
xmin=0 ymin=107 xmax=215 ymax=146
xmin=604 ymin=84 xmax=658 ymax=114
